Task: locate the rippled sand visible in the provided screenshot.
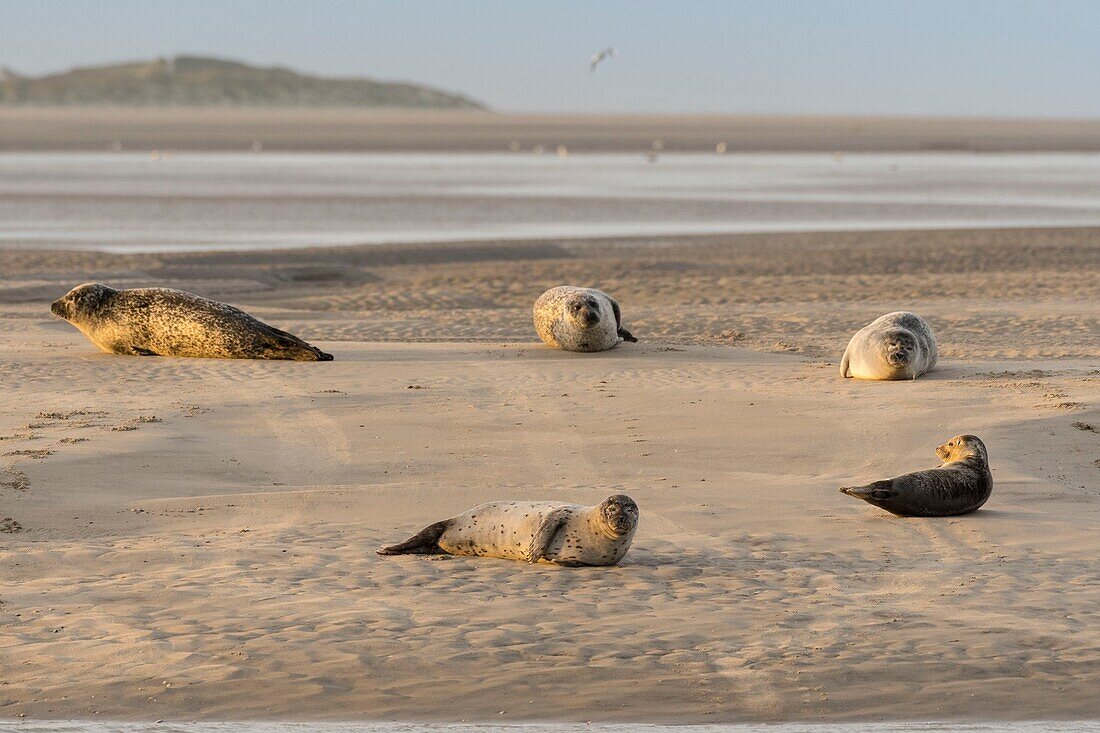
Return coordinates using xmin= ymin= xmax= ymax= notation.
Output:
xmin=1 ymin=227 xmax=1098 ymax=723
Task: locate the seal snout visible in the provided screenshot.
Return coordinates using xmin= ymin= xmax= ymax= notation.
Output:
xmin=573 ymin=298 xmax=601 ymax=328
xmin=886 ymin=343 xmax=912 ymax=368
xmin=607 ymin=512 xmax=633 ymax=533
xmin=50 ymin=298 xmax=67 ymax=318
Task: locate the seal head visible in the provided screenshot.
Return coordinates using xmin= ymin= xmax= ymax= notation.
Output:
xmin=598 ymin=493 xmax=639 ymax=537
xmin=566 ymin=291 xmax=604 ymax=331
xmin=881 ymin=329 xmax=916 ymax=369
xmin=935 ymin=434 xmax=987 ymax=464
xmin=51 ymin=283 xmax=116 ymax=321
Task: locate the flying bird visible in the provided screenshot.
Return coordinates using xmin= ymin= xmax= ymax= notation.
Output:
xmin=589 ymin=47 xmax=618 ymax=72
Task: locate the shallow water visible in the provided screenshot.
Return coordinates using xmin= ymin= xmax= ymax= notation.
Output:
xmin=3 ymin=152 xmax=1100 ymax=252
xmin=3 ymin=724 xmax=1100 ymax=733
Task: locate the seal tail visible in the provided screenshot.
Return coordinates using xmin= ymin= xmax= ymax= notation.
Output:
xmin=618 ymin=326 xmax=638 ymax=343
xmin=377 ymin=520 xmax=450 ymax=555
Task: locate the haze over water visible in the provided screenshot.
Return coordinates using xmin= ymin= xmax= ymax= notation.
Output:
xmin=4 ymin=152 xmax=1100 ymax=253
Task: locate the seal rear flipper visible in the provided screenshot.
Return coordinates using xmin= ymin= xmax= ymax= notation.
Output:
xmin=528 ymin=508 xmax=572 ymax=564
xmin=839 ymin=480 xmax=895 ymax=502
xmin=377 ymin=520 xmax=450 ymax=555
xmin=840 ymin=347 xmax=851 ymax=378
xmin=609 ymin=298 xmax=637 ymax=343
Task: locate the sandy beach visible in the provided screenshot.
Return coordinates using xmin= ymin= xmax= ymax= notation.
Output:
xmin=1 ymin=226 xmax=1098 ymax=723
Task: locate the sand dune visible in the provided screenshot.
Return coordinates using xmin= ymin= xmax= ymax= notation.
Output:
xmin=1 ymin=228 xmax=1098 ymax=722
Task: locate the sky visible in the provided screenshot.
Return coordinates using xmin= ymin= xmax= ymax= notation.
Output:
xmin=3 ymin=0 xmax=1100 ymax=117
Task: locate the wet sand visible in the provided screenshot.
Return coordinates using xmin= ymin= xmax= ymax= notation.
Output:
xmin=1 ymin=227 xmax=1098 ymax=722
xmin=6 ymin=108 xmax=1100 ymax=152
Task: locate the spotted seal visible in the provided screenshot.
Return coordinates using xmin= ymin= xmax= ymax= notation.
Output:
xmin=533 ymin=286 xmax=637 ymax=352
xmin=840 ymin=311 xmax=937 ymax=380
xmin=840 ymin=434 xmax=992 ymax=516
xmin=51 ymin=283 xmax=333 ymax=361
xmin=378 ymin=494 xmax=639 ymax=566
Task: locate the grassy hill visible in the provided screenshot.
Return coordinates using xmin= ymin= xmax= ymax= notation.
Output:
xmin=0 ymin=55 xmax=486 ymax=109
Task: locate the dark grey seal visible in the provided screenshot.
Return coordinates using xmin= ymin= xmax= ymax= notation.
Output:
xmin=51 ymin=283 xmax=333 ymax=361
xmin=840 ymin=434 xmax=992 ymax=516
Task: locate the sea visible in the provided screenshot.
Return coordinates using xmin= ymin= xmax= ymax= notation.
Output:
xmin=2 ymin=152 xmax=1100 ymax=253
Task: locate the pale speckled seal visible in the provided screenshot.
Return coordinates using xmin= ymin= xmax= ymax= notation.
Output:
xmin=533 ymin=286 xmax=637 ymax=352
xmin=51 ymin=283 xmax=333 ymax=361
xmin=378 ymin=494 xmax=639 ymax=567
xmin=841 ymin=311 xmax=937 ymax=380
xmin=840 ymin=434 xmax=992 ymax=516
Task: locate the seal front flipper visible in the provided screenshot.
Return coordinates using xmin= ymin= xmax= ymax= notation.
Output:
xmin=528 ymin=507 xmax=572 ymax=564
xmin=378 ymin=520 xmax=450 ymax=555
xmin=610 ymin=297 xmax=637 ymax=343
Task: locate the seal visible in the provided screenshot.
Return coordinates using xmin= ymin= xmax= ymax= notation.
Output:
xmin=840 ymin=311 xmax=937 ymax=380
xmin=839 ymin=434 xmax=992 ymax=516
xmin=51 ymin=283 xmax=333 ymax=361
xmin=378 ymin=494 xmax=639 ymax=567
xmin=533 ymin=286 xmax=637 ymax=352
